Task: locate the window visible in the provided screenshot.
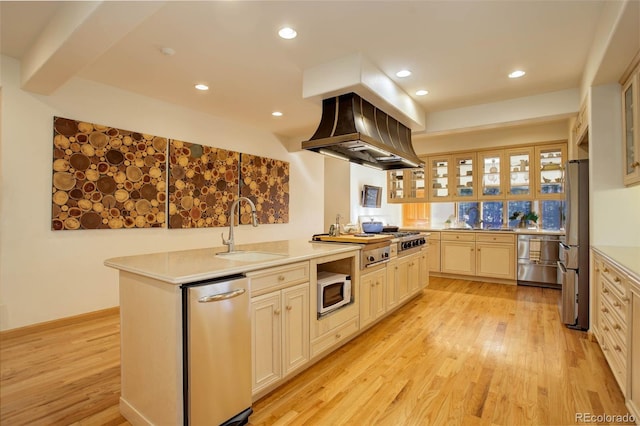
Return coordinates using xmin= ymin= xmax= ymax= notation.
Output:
xmin=540 ymin=200 xmax=565 ymax=230
xmin=482 ymin=202 xmax=504 ymax=228
xmin=507 ymin=201 xmax=533 ymax=227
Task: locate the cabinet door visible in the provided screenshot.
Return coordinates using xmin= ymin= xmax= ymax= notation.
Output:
xmin=407 ymin=253 xmax=421 ymax=294
xmin=535 ymin=144 xmax=566 ymax=199
xmin=396 ymin=255 xmax=412 ymax=302
xmin=428 ymin=156 xmax=452 ymax=201
xmin=360 ymin=269 xmax=385 ymax=328
xmin=441 ymin=241 xmax=475 ymax=275
xmin=386 ymin=259 xmax=399 ymax=309
xmin=282 ymin=284 xmax=309 ymax=376
xmin=251 ymin=292 xmax=282 ymax=393
xmin=452 ymin=153 xmax=476 ymax=201
xmin=476 ymin=243 xmax=515 ymax=280
xmin=388 ymin=169 xmax=427 ymax=203
xmin=419 ymin=249 xmax=429 ymax=289
xmin=505 ymin=147 xmax=534 ymax=199
xmin=428 ymin=239 xmax=441 ymax=272
xmin=630 ymin=284 xmax=640 ymax=419
xmin=622 ymin=71 xmax=640 ymax=186
xmin=478 ymin=150 xmax=505 ymax=200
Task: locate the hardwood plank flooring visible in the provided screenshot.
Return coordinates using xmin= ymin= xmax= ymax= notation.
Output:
xmin=0 ymin=277 xmax=633 ymax=425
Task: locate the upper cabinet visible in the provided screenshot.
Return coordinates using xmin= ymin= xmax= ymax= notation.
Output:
xmin=452 ymin=153 xmax=476 ymax=201
xmin=505 ymin=147 xmax=534 ymax=199
xmin=388 ymin=168 xmax=427 ymax=203
xmin=622 ymin=58 xmax=640 ymax=187
xmin=428 ymin=155 xmax=453 ymax=202
xmin=535 ymin=143 xmax=566 ymax=199
xmin=388 ymin=142 xmax=566 ymax=203
xmin=478 ymin=150 xmax=505 ymax=200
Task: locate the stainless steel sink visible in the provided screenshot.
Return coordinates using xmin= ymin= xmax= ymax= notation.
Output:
xmin=215 ymin=251 xmax=287 ymax=262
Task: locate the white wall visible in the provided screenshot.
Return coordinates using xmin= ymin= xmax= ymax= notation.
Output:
xmin=0 ymin=55 xmax=324 ymax=331
xmin=349 ymin=163 xmax=401 ymax=226
xmin=589 ymin=84 xmax=640 ymax=247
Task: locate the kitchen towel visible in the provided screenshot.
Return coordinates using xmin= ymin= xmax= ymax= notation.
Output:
xmin=529 ymin=238 xmax=541 ymax=262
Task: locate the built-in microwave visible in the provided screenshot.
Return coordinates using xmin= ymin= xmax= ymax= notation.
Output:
xmin=317 ymin=271 xmax=352 ymax=317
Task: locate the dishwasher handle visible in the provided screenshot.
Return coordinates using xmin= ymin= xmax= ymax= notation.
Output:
xmin=198 ymin=288 xmax=246 ymax=303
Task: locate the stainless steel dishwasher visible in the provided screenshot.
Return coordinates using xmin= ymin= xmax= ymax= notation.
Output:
xmin=517 ymin=234 xmax=562 ymax=288
xmin=182 ymin=274 xmax=252 ymax=426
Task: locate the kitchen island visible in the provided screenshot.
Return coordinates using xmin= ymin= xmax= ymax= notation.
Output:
xmin=105 ymin=239 xmax=362 ymax=425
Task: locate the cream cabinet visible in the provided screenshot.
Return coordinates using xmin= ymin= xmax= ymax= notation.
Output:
xmin=398 ymin=251 xmax=421 ymax=300
xmin=478 ymin=150 xmax=505 ymax=200
xmin=388 ymin=168 xmax=427 ymax=203
xmin=441 ymin=232 xmax=476 ymax=275
xmin=360 ymin=267 xmax=387 ymax=329
xmin=451 ymin=152 xmax=477 ymax=201
xmin=249 ymin=262 xmax=310 ymax=395
xmin=427 ymin=232 xmax=441 ymax=273
xmin=428 ymin=155 xmax=453 ymax=201
xmin=419 ymin=248 xmax=429 ymax=289
xmin=622 ymin=60 xmax=640 ymax=186
xmin=505 ymin=146 xmax=534 ymax=199
xmin=475 ymin=233 xmax=516 ymax=280
xmin=535 ymin=143 xmax=566 ymax=199
xmin=592 ymin=248 xmax=640 ymax=422
xmin=251 ymin=283 xmax=309 ymax=394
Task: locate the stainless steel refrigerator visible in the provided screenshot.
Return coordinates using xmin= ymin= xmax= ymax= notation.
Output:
xmin=558 ymin=159 xmax=589 ymax=330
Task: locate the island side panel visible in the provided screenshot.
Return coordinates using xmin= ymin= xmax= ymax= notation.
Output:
xmin=119 ymin=271 xmax=184 ymax=425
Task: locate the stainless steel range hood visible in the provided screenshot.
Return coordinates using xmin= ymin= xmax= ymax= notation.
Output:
xmin=302 ymin=93 xmax=424 ymax=170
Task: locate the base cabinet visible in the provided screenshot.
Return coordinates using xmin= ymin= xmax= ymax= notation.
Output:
xmin=251 ymin=283 xmax=309 ymax=395
xmin=475 ymin=233 xmax=516 ymax=280
xmin=428 ymin=232 xmax=441 ymax=272
xmin=592 ymin=249 xmax=640 ymax=424
xmin=360 ymin=268 xmax=386 ymax=329
xmin=441 ymin=240 xmax=475 ymax=275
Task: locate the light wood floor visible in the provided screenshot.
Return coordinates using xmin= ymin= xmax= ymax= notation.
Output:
xmin=1 ymin=278 xmax=633 ymax=425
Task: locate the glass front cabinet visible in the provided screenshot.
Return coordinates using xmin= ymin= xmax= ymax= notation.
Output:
xmin=505 ymin=147 xmax=534 ymax=199
xmin=428 ymin=156 xmax=452 ymax=201
xmin=452 ymin=153 xmax=476 ymax=201
xmin=535 ymin=143 xmax=566 ymax=199
xmin=622 ymin=66 xmax=640 ymax=186
xmin=478 ymin=150 xmax=504 ymax=200
xmin=387 ymin=168 xmax=426 ymax=203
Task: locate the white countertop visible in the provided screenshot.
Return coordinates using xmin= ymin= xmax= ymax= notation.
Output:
xmin=401 ymin=226 xmax=565 ymax=236
xmin=104 ymin=239 xmax=361 ymax=285
xmin=591 ymin=245 xmax=640 ymax=282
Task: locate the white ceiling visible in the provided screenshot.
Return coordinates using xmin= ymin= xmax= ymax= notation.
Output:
xmin=0 ymin=1 xmax=634 ymax=142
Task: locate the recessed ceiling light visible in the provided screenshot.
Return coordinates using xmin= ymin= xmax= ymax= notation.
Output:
xmin=194 ymin=84 xmax=209 ymax=91
xmin=416 ymin=89 xmax=429 ymax=96
xmin=508 ymin=70 xmax=526 ymax=79
xmin=160 ymin=47 xmax=175 ymax=56
xmin=278 ymin=27 xmax=297 ymax=39
xmin=272 ymin=111 xmax=283 ymax=117
xmin=396 ymin=69 xmax=412 ymax=78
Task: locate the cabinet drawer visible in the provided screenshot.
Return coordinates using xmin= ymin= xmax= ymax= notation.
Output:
xmin=427 ymin=232 xmax=441 ymax=241
xmin=248 ymin=261 xmax=310 ymax=295
xmin=311 ymin=317 xmax=359 ymax=358
xmin=599 ymin=262 xmax=628 ymax=298
xmin=475 ymin=233 xmax=515 ymax=243
xmin=601 ymin=280 xmax=628 ymax=322
xmin=601 ymin=328 xmax=627 ymax=395
xmin=600 ymin=298 xmax=627 ymax=345
xmin=442 ymin=232 xmax=475 ymax=242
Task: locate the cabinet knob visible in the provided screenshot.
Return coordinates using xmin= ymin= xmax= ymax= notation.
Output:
xmin=614 ymin=344 xmax=622 ymax=352
xmin=632 ymin=161 xmax=640 ymax=168
xmin=274 ymin=309 xmax=281 ymax=315
xmin=614 ymin=277 xmax=621 ymax=283
xmin=613 ymin=301 xmax=621 ymax=308
xmin=278 ymin=275 xmax=285 ymax=281
xmin=622 ymin=296 xmax=630 ymax=303
xmin=603 ymin=287 xmax=609 ymax=294
xmin=286 ymin=305 xmax=292 ymax=311
xmin=601 ymin=307 xmax=609 ymax=313
xmin=336 ymin=333 xmax=341 ymax=339
xmin=477 ymin=248 xmax=481 ymax=251
xmin=603 ymin=325 xmax=609 ymax=331
xmin=613 ymin=323 xmax=621 ymax=331
xmin=604 ymin=267 xmax=609 ymax=273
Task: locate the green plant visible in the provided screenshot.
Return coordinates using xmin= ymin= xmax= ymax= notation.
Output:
xmin=509 ymin=211 xmax=539 ymax=222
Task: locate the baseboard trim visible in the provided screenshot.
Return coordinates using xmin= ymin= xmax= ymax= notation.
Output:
xmin=0 ymin=306 xmax=119 ymax=340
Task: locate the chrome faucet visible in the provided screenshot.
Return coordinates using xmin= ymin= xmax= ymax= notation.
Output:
xmin=221 ymin=197 xmax=259 ymax=253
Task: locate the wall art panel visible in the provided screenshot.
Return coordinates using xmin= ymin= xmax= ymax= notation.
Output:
xmin=168 ymin=140 xmax=240 ymax=228
xmin=240 ymin=154 xmax=289 ymax=224
xmin=51 ymin=117 xmax=167 ymax=230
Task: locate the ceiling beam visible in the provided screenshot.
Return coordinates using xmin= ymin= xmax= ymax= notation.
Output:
xmin=21 ymin=1 xmax=165 ymax=95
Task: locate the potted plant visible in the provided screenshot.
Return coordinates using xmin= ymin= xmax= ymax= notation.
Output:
xmin=509 ymin=211 xmax=539 ymax=228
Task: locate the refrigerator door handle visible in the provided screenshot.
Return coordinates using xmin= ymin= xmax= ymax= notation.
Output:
xmin=557 ymin=260 xmax=566 ymax=273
